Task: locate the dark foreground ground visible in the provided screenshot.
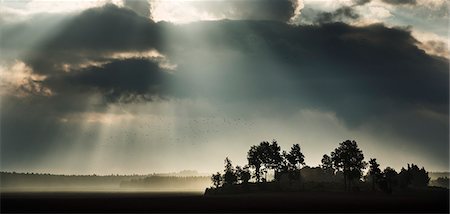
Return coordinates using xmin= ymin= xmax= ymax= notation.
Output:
xmin=1 ymin=189 xmax=448 ymax=213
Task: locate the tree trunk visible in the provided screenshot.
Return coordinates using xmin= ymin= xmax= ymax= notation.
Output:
xmin=348 ymin=178 xmax=352 ymax=192
xmin=387 ymin=178 xmax=392 ymax=193
xmin=256 ymin=166 xmax=260 ymax=183
xmin=344 ymin=173 xmax=347 ymax=192
xmin=372 ymin=175 xmax=375 ymax=191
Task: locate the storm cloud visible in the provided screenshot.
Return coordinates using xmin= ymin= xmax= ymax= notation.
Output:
xmin=196 ymin=0 xmax=300 ymax=22
xmin=160 ymin=20 xmax=448 ymax=129
xmin=382 ymin=0 xmax=417 ymax=5
xmin=124 ymin=0 xmax=151 ymax=18
xmin=315 ymin=6 xmax=360 ymax=24
xmin=151 ymin=0 xmax=302 ymax=23
xmin=44 ymin=59 xmax=173 ymax=102
xmin=1 ymin=3 xmax=448 ymax=173
xmin=20 ymin=4 xmax=161 ymax=76
xmin=353 ymin=0 xmax=371 ymax=6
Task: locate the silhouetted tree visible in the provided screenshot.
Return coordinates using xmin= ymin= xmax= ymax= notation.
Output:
xmin=223 ymin=157 xmax=237 ymax=185
xmin=383 ymin=167 xmax=397 ymax=193
xmin=248 ymin=145 xmax=263 ymax=183
xmin=397 ymin=166 xmax=411 ymax=188
xmin=397 ymin=164 xmax=429 ymax=188
xmin=376 ymin=167 xmax=398 ymax=194
xmin=261 ymin=140 xmax=283 ymax=180
xmin=211 ymin=172 xmax=223 ymax=188
xmin=285 ymin=144 xmax=305 ymax=170
xmin=242 ymin=165 xmax=252 ymax=184
xmin=321 ymin=154 xmax=333 ymax=172
xmin=368 ymin=158 xmax=381 ymax=191
xmin=248 ymin=140 xmax=283 ymax=182
xmin=282 ymin=144 xmax=305 ymax=182
xmin=236 ymin=165 xmax=251 ymax=184
xmin=331 ymin=140 xmax=367 ymax=191
xmin=235 ymin=165 xmax=243 ymax=183
xmin=409 ymin=164 xmax=430 ymax=187
xmin=280 ymin=151 xmax=290 ymax=172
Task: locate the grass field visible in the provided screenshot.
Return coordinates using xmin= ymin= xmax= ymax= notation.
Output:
xmin=1 ymin=188 xmax=448 ymax=213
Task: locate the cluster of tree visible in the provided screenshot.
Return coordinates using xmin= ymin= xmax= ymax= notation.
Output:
xmin=368 ymin=162 xmax=431 ymax=193
xmin=211 ymin=158 xmax=252 ymax=187
xmin=212 ymin=141 xmax=305 ymax=188
xmin=248 ymin=141 xmax=305 ymax=183
xmin=211 ymin=139 xmax=432 ymax=193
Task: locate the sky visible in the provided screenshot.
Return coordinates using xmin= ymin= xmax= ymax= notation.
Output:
xmin=0 ymin=0 xmax=448 ymax=175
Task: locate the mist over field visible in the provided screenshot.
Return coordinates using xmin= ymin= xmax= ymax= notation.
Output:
xmin=0 ymin=171 xmax=210 ymax=192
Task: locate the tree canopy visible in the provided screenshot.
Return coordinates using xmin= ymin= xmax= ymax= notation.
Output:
xmin=247 ymin=140 xmax=283 ymax=182
xmin=368 ymin=158 xmax=381 ymax=191
xmin=331 ymin=140 xmax=367 ymax=191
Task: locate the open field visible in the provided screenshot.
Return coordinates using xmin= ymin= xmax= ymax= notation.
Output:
xmin=1 ymin=189 xmax=448 ymax=213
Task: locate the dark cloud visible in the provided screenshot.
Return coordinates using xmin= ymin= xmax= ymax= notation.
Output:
xmin=231 ymin=0 xmax=300 ymax=22
xmin=1 ymin=5 xmax=448 ymax=170
xmin=0 ymin=60 xmax=173 ymax=168
xmin=315 ymin=6 xmax=360 ymax=24
xmin=1 ymin=5 xmax=171 ymax=167
xmin=123 ymin=0 xmax=151 ymax=18
xmin=20 ymin=4 xmax=161 ymax=76
xmin=159 ymin=21 xmax=449 ymax=164
xmin=353 ymin=0 xmax=371 ymax=6
xmin=187 ymin=0 xmax=300 ymax=22
xmin=2 ymin=4 xmax=171 ymax=103
xmin=298 ymin=6 xmax=360 ymax=25
xmin=162 ymin=20 xmax=447 ymax=126
xmin=44 ymin=59 xmax=173 ymax=102
xmin=382 ymin=0 xmax=417 ymax=5
xmin=45 ymin=4 xmax=158 ymax=51
xmin=3 ymin=5 xmax=448 ymax=127
xmin=162 ymin=20 xmax=448 ymax=165
xmin=4 ymin=4 xmax=448 ymax=127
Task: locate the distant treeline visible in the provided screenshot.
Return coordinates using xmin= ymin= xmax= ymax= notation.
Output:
xmin=0 ymin=171 xmax=209 ymax=191
xmin=0 ymin=172 xmax=145 ymax=189
xmin=428 ymin=172 xmax=449 ymax=189
xmin=428 ymin=172 xmax=450 ymax=180
xmin=429 ymin=177 xmax=449 ymax=189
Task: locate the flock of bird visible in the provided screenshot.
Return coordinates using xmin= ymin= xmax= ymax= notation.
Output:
xmin=93 ymin=116 xmax=257 ymax=147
